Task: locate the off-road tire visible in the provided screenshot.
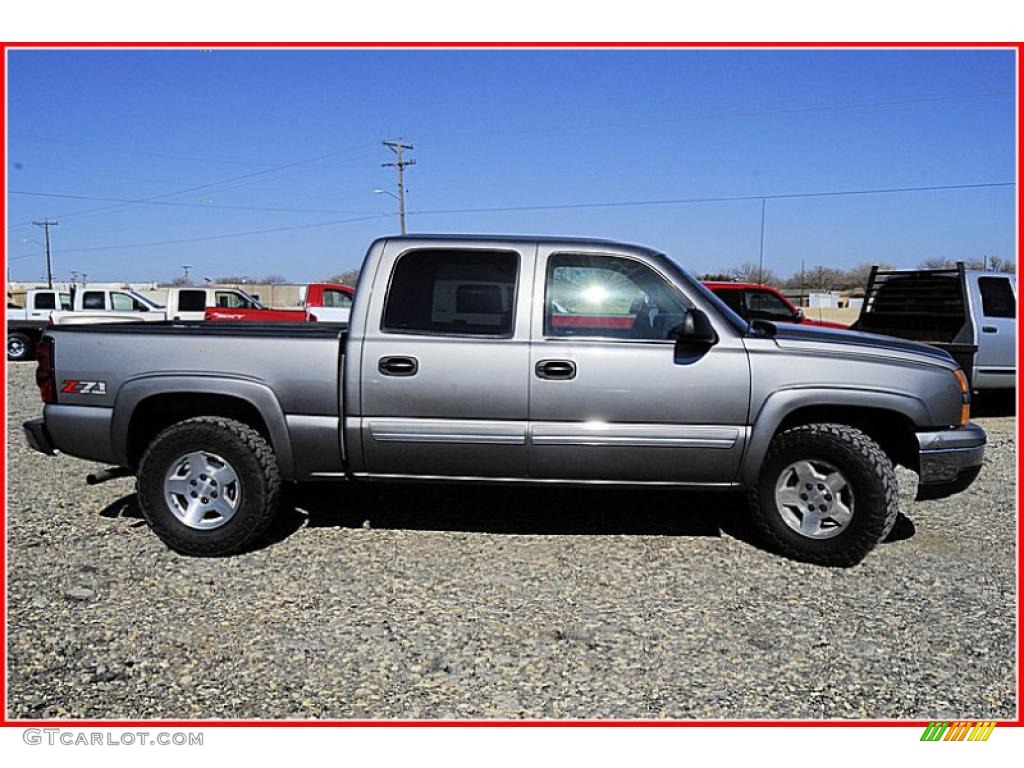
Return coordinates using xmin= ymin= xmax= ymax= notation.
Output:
xmin=137 ymin=416 xmax=281 ymax=556
xmin=748 ymin=423 xmax=899 ymax=566
xmin=7 ymin=332 xmax=34 ymax=361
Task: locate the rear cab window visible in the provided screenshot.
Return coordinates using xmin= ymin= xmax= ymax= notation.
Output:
xmin=382 ymin=249 xmax=518 ymax=337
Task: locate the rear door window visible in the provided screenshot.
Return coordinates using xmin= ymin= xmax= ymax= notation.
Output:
xmin=383 ymin=249 xmax=518 ymax=337
xmin=978 ymin=277 xmax=1016 ymax=318
xmin=82 ymin=291 xmax=106 ymax=310
xmin=33 ymin=293 xmax=56 ymax=310
xmin=177 ymin=290 xmax=208 ymax=312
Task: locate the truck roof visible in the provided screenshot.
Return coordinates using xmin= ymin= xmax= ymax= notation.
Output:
xmin=378 ymin=233 xmax=662 ymax=253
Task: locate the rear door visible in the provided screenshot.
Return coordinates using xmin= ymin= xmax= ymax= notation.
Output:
xmin=172 ymin=289 xmax=209 ymax=321
xmin=28 ymin=291 xmax=58 ymax=319
xmin=356 ymin=243 xmax=533 ymax=478
xmin=528 ymin=247 xmax=751 ymax=483
xmin=972 ymin=275 xmax=1016 ymax=383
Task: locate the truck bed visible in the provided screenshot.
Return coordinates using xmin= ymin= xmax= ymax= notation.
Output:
xmin=47 ymin=321 xmax=348 ymax=419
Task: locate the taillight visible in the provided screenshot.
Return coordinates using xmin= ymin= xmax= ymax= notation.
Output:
xmin=35 ymin=336 xmax=56 ymax=404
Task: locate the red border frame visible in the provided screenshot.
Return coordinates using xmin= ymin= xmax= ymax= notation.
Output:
xmin=0 ymin=40 xmax=1020 ymax=729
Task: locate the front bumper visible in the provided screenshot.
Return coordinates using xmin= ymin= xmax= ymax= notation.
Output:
xmin=23 ymin=417 xmax=56 ymax=456
xmin=915 ymin=422 xmax=986 ymax=501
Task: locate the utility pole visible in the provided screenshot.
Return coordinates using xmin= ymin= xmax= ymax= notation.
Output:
xmin=757 ymin=199 xmax=767 ymax=284
xmin=180 ymin=265 xmax=192 ymax=283
xmin=382 ymin=139 xmax=415 ymax=235
xmin=32 ymin=219 xmax=58 ymax=288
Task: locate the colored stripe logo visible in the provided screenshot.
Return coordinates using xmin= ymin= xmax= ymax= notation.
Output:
xmin=921 ymin=721 xmax=997 ymax=741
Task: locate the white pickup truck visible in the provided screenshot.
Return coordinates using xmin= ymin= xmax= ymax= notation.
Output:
xmin=8 ymin=286 xmax=270 ymax=360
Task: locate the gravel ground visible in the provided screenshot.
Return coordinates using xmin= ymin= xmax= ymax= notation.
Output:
xmin=5 ymin=362 xmax=1017 ymax=720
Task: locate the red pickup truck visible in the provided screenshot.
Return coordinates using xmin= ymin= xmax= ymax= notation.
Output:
xmin=204 ymin=283 xmax=355 ymax=323
xmin=702 ymin=282 xmax=847 ymax=329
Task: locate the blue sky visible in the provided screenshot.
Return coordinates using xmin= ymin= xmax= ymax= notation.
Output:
xmin=5 ymin=49 xmax=1017 ymax=283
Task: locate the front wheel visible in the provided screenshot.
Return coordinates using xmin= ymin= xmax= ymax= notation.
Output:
xmin=748 ymin=423 xmax=899 ymax=566
xmin=7 ymin=332 xmax=34 ymax=361
xmin=137 ymin=416 xmax=281 ymax=556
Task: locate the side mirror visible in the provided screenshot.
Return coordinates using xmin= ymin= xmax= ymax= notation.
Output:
xmin=670 ymin=309 xmax=718 ymax=349
xmin=794 ymin=307 xmax=805 ymax=321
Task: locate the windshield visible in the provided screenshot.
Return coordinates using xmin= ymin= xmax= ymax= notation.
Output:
xmin=656 ymin=252 xmax=750 ymax=333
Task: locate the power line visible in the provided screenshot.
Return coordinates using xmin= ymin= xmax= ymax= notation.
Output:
xmin=7 ymin=180 xmax=1012 ymax=261
xmin=12 ymin=213 xmax=392 ymax=257
xmin=7 ymin=141 xmax=378 ymax=230
xmin=382 ymin=140 xmax=416 ymax=235
xmin=9 ymin=190 xmax=381 ymax=216
xmin=406 ymin=181 xmax=1016 ymax=217
xmin=415 ymin=89 xmax=1014 ymax=146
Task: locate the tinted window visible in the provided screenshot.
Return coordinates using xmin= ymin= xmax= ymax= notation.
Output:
xmin=177 ymin=290 xmax=207 ymax=312
xmin=82 ymin=291 xmax=105 ymax=310
xmin=745 ymin=289 xmax=795 ymax=321
xmin=322 ymin=288 xmax=353 ymax=309
xmin=33 ymin=293 xmax=56 ymax=310
xmin=383 ymin=249 xmax=518 ymax=336
xmin=978 ymin=277 xmax=1015 ymax=318
xmin=545 ymin=253 xmax=687 ymax=340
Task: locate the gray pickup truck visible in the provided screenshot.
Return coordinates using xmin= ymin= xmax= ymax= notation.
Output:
xmin=23 ymin=235 xmax=986 ymax=565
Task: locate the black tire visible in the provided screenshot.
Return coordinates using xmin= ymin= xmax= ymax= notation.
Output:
xmin=7 ymin=332 xmax=34 ymax=361
xmin=137 ymin=416 xmax=281 ymax=556
xmin=748 ymin=423 xmax=899 ymax=567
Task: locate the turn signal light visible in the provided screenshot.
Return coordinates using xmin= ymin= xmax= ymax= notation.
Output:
xmin=954 ymin=369 xmax=969 ymax=395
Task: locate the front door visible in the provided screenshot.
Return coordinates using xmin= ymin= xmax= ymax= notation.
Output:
xmin=357 ymin=244 xmax=533 ymax=478
xmin=528 ymin=248 xmax=750 ymax=483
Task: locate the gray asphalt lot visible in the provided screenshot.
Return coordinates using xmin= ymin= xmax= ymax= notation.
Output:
xmin=5 ymin=362 xmax=1017 ymax=720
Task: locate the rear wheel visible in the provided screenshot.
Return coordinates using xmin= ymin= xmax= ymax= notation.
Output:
xmin=137 ymin=416 xmax=281 ymax=556
xmin=7 ymin=332 xmax=34 ymax=361
xmin=748 ymin=423 xmax=898 ymax=566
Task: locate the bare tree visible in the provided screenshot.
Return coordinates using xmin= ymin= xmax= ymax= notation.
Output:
xmin=325 ymin=268 xmax=360 ymax=286
xmin=843 ymin=261 xmax=894 ymax=292
xmin=258 ymin=274 xmax=289 ymax=284
xmin=722 ymin=262 xmax=780 ymax=286
xmin=800 ymin=265 xmax=846 ymax=292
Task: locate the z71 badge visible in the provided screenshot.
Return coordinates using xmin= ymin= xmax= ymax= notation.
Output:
xmin=61 ymin=380 xmax=107 ymax=395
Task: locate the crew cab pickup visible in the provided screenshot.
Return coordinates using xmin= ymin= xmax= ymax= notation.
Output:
xmin=203 ymin=283 xmax=356 ymax=323
xmin=23 ymin=235 xmax=986 ymax=566
xmin=703 ymin=282 xmax=847 ymax=329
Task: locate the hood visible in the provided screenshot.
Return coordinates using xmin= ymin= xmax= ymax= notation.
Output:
xmin=763 ymin=322 xmax=958 ymax=367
